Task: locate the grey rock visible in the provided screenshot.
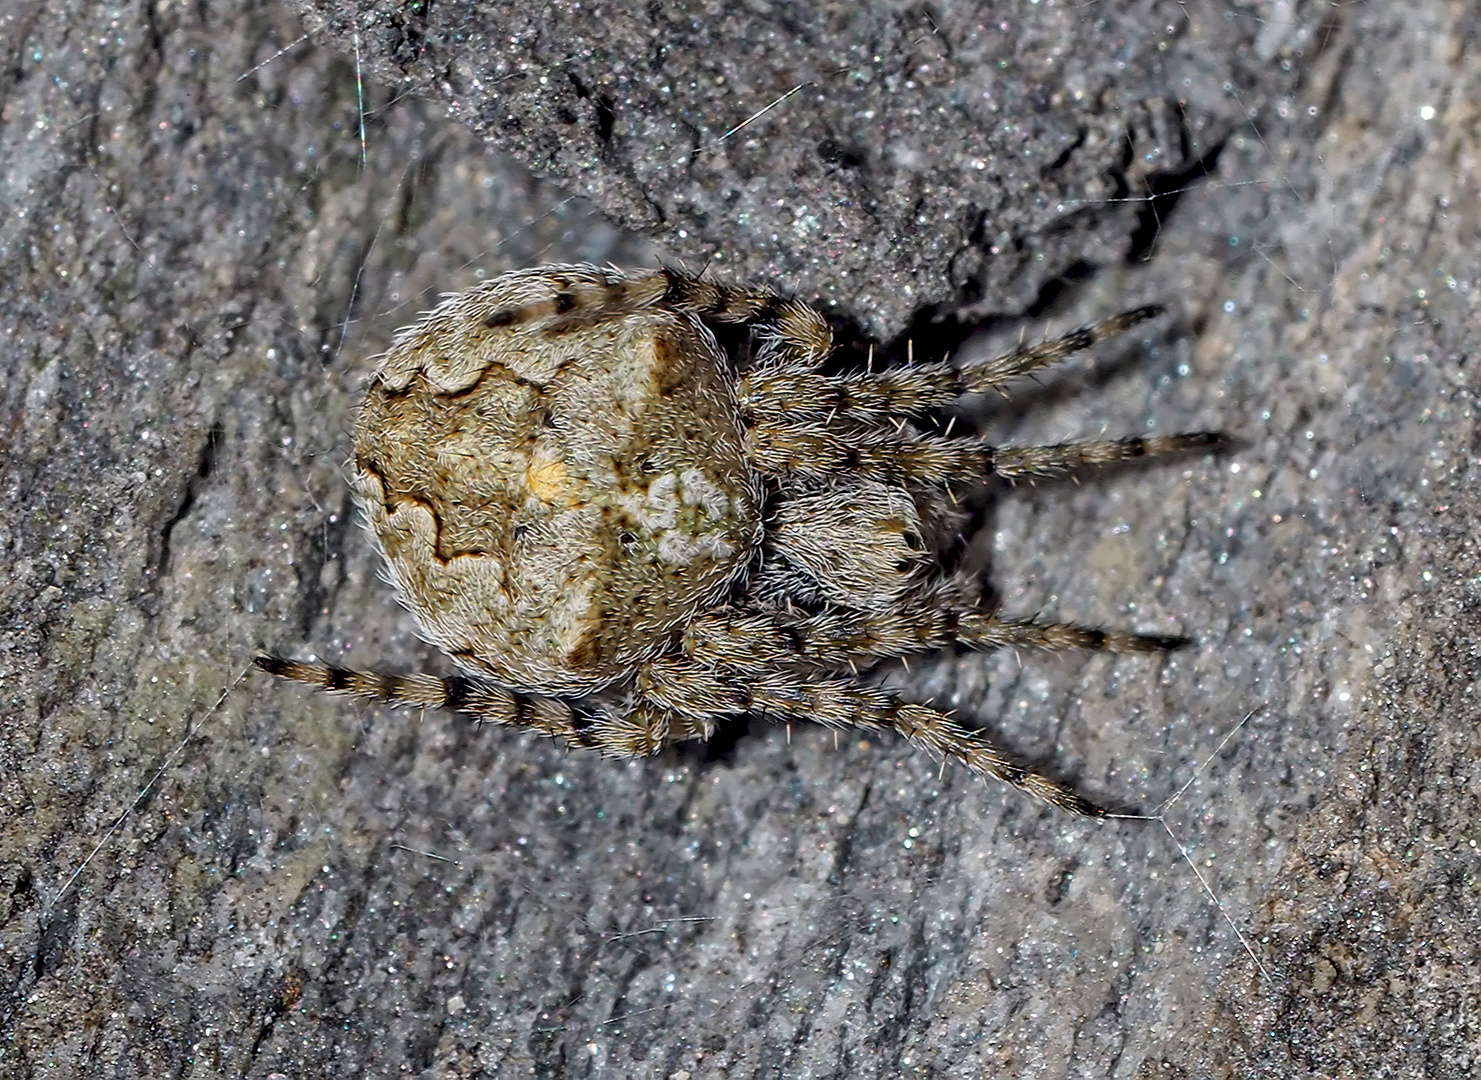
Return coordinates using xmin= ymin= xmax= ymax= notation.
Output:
xmin=299 ymin=0 xmax=1282 ymax=336
xmin=1 ymin=0 xmax=1477 ymax=1077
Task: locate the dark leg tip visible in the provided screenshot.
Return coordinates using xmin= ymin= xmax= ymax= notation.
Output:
xmin=1142 ymin=634 xmax=1194 ymax=651
xmin=253 ymin=654 xmax=292 ymax=677
xmin=1182 ymin=431 xmax=1231 ymax=451
xmin=1061 ymin=792 xmax=1110 ymax=818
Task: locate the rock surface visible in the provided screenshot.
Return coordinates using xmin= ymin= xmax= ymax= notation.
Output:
xmin=2 ymin=1 xmax=1477 ymax=1077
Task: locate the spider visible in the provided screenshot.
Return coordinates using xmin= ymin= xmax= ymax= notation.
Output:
xmin=257 ymin=264 xmax=1223 ymax=815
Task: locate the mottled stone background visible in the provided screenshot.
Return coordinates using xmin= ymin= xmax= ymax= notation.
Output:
xmin=2 ymin=0 xmax=1477 ymax=1077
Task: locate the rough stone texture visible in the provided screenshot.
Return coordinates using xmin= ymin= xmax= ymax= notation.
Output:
xmin=299 ymin=0 xmax=1294 ymax=336
xmin=1 ymin=1 xmax=1476 ymax=1078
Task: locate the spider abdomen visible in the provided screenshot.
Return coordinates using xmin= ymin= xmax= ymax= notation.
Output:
xmin=352 ymin=269 xmax=761 ymax=696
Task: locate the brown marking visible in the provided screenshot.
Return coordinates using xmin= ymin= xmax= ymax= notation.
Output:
xmin=565 ymin=628 xmax=607 ymax=674
xmin=652 ymin=330 xmax=699 ymax=395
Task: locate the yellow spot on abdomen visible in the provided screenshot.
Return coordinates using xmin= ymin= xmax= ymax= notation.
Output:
xmin=524 ymin=453 xmax=571 ymax=503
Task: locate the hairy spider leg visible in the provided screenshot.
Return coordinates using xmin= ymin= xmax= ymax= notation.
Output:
xmin=745 ymin=426 xmax=1225 ymax=485
xmin=649 ymin=266 xmax=834 ymax=369
xmin=684 ymin=604 xmax=1188 ymax=673
xmin=989 ymin=432 xmax=1226 ymax=480
xmin=633 ymin=658 xmax=1109 ymax=816
xmin=738 ymin=305 xmax=1165 ymax=423
xmin=254 ymin=655 xmax=720 ymax=756
xmin=258 ymin=648 xmax=1121 ymax=815
xmin=420 ymin=264 xmax=831 ymax=370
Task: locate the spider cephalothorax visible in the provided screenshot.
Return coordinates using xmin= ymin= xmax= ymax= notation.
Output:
xmin=258 ymin=264 xmax=1223 ymax=815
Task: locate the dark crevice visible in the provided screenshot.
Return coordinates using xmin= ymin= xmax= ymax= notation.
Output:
xmin=877 ymin=304 xmax=991 ymax=390
xmin=862 ymin=947 xmax=896 ymax=1013
xmin=386 ymin=0 xmax=432 ymax=69
xmin=0 ymin=9 xmax=45 ymax=97
xmin=594 ymin=94 xmax=616 ymax=144
xmin=818 ymin=138 xmax=866 ymax=169
xmin=1046 ymin=856 xmax=1080 ymax=906
xmin=1044 ymin=126 xmax=1088 ymax=172
xmin=879 ymin=247 xmax=1107 ymax=387
xmin=142 ymin=0 xmax=167 ymax=63
xmin=292 ymin=496 xmax=353 ymax=641
xmin=33 ymin=890 xmax=78 ymax=983
xmin=248 ymin=1007 xmax=280 ymax=1060
xmin=155 ymin=420 xmax=221 ymax=579
xmin=826 ymin=781 xmax=871 ymax=887
xmin=321 ymin=235 xmax=378 ymax=365
xmin=693 ymin=714 xmax=755 ymax=764
xmin=1024 ymin=258 xmax=1099 ymax=318
xmin=395 ymin=151 xmax=439 ymax=237
xmin=1125 ymin=139 xmax=1226 ymax=262
xmin=875 ymin=258 xmax=1103 ymax=386
xmin=603 ymin=949 xmax=661 ymax=1037
xmin=879 ymin=916 xmax=933 ymax=1068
